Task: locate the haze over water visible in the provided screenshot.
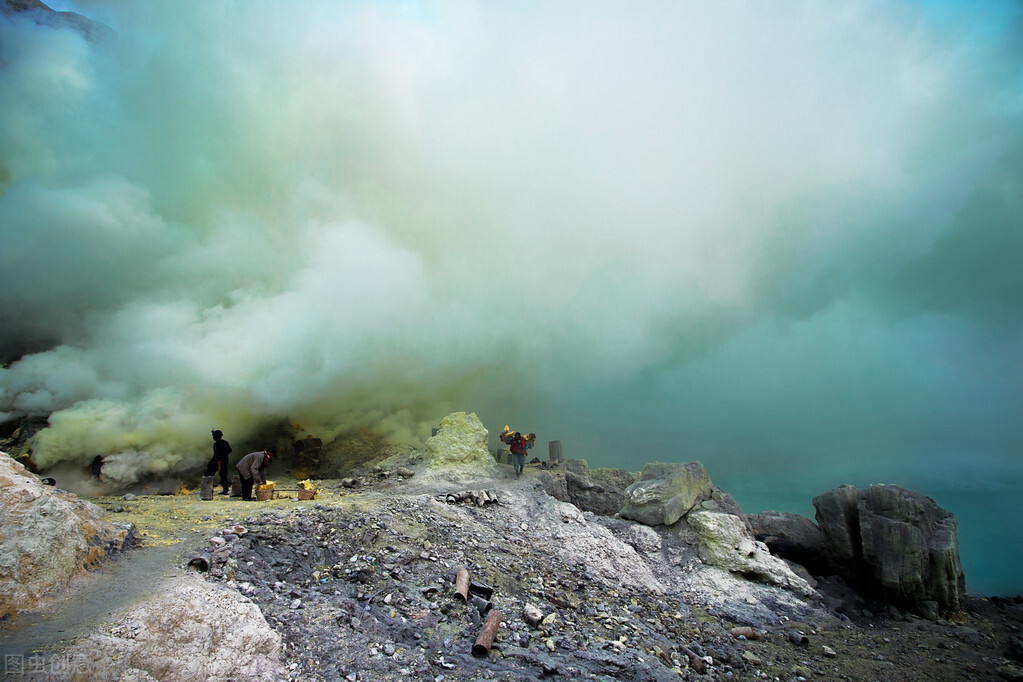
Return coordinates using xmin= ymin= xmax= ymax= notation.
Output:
xmin=1 ymin=1 xmax=1021 ymax=595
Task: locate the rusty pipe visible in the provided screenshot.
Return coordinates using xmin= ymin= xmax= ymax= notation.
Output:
xmin=680 ymin=644 xmax=706 ymax=674
xmin=454 ymin=566 xmax=470 ymax=602
xmin=472 ymin=609 xmax=502 ymax=657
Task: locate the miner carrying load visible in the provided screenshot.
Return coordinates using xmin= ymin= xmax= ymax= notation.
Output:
xmin=500 ymin=426 xmax=535 ymax=478
xmin=236 ymin=446 xmax=275 ymax=501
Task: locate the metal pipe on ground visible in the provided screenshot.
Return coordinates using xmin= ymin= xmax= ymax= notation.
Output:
xmin=454 ymin=567 xmax=470 ymax=602
xmin=468 ymin=584 xmax=493 ymax=601
xmin=186 ymin=552 xmax=211 ymax=572
xmin=470 ymin=595 xmax=493 ymax=617
xmin=472 ymin=609 xmax=502 ymax=657
xmin=681 ymin=644 xmax=706 ymax=674
xmin=468 ymin=581 xmax=493 ymax=601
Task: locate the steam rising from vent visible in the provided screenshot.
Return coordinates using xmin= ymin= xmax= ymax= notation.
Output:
xmin=1 ymin=1 xmax=1022 ymax=591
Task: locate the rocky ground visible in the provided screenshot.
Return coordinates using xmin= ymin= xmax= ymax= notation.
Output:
xmin=5 ymin=458 xmax=1023 ymax=681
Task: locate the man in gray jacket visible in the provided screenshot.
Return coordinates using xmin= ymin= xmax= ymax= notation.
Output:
xmin=236 ymin=447 xmax=276 ymax=501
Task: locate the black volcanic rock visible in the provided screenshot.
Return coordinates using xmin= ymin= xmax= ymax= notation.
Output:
xmin=748 ymin=509 xmax=825 ymax=574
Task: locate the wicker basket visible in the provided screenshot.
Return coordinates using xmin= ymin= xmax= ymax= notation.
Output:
xmin=297 ymin=488 xmax=317 ymax=501
xmin=255 ymin=483 xmax=275 ymax=501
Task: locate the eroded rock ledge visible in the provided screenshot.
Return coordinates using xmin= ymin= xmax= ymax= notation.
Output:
xmin=0 ymin=452 xmax=132 ymax=619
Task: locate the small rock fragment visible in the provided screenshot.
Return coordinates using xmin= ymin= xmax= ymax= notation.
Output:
xmin=523 ymin=604 xmax=543 ymax=627
xmin=788 ymin=632 xmax=809 ymax=646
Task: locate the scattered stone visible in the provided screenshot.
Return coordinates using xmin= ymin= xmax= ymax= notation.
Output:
xmin=438 ymin=489 xmax=499 ymax=506
xmin=822 ymin=645 xmax=837 ymax=658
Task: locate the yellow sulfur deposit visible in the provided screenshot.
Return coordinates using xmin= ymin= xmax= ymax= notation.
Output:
xmin=257 ymin=481 xmax=275 ymax=491
xmin=299 ymin=479 xmax=315 ymax=490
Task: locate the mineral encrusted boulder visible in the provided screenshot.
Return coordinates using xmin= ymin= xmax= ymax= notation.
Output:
xmin=687 ymin=510 xmax=817 ymax=597
xmin=0 ymin=452 xmax=131 ymax=618
xmin=813 ymin=483 xmax=965 ymax=612
xmin=619 ymin=461 xmax=712 ymax=526
xmin=423 ymin=412 xmax=492 ymax=469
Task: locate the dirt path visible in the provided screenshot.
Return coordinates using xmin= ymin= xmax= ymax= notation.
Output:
xmin=0 ymin=482 xmax=337 ymax=658
xmin=0 ymin=540 xmax=190 ymax=657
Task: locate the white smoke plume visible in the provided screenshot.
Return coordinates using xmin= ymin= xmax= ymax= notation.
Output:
xmin=1 ymin=1 xmax=1021 ymax=591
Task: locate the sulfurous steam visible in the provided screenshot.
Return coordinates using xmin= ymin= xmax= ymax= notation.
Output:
xmin=1 ymin=1 xmax=1022 ymax=593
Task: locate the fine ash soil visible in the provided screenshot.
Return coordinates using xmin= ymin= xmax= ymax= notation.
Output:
xmin=25 ymin=464 xmax=1023 ymax=681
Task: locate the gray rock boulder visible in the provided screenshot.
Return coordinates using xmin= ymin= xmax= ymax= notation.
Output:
xmin=748 ymin=510 xmax=824 ymax=573
xmin=64 ymin=573 xmax=284 ymax=681
xmin=565 ymin=470 xmax=624 ymax=516
xmin=535 ymin=471 xmax=569 ymax=503
xmin=698 ymin=488 xmax=753 ymax=530
xmin=568 ymin=463 xmax=635 ymax=516
xmin=687 ymin=510 xmax=817 ymax=597
xmin=0 ymin=452 xmax=131 ymax=618
xmin=812 ymin=484 xmax=965 ymax=612
xmin=620 ymin=461 xmax=712 ymax=526
xmin=812 ymin=484 xmax=860 ymax=567
xmin=537 ymin=461 xmax=638 ymax=517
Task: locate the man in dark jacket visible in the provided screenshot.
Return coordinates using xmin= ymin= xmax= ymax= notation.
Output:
xmin=205 ymin=429 xmax=233 ymax=495
xmin=236 ymin=447 xmax=275 ymax=501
